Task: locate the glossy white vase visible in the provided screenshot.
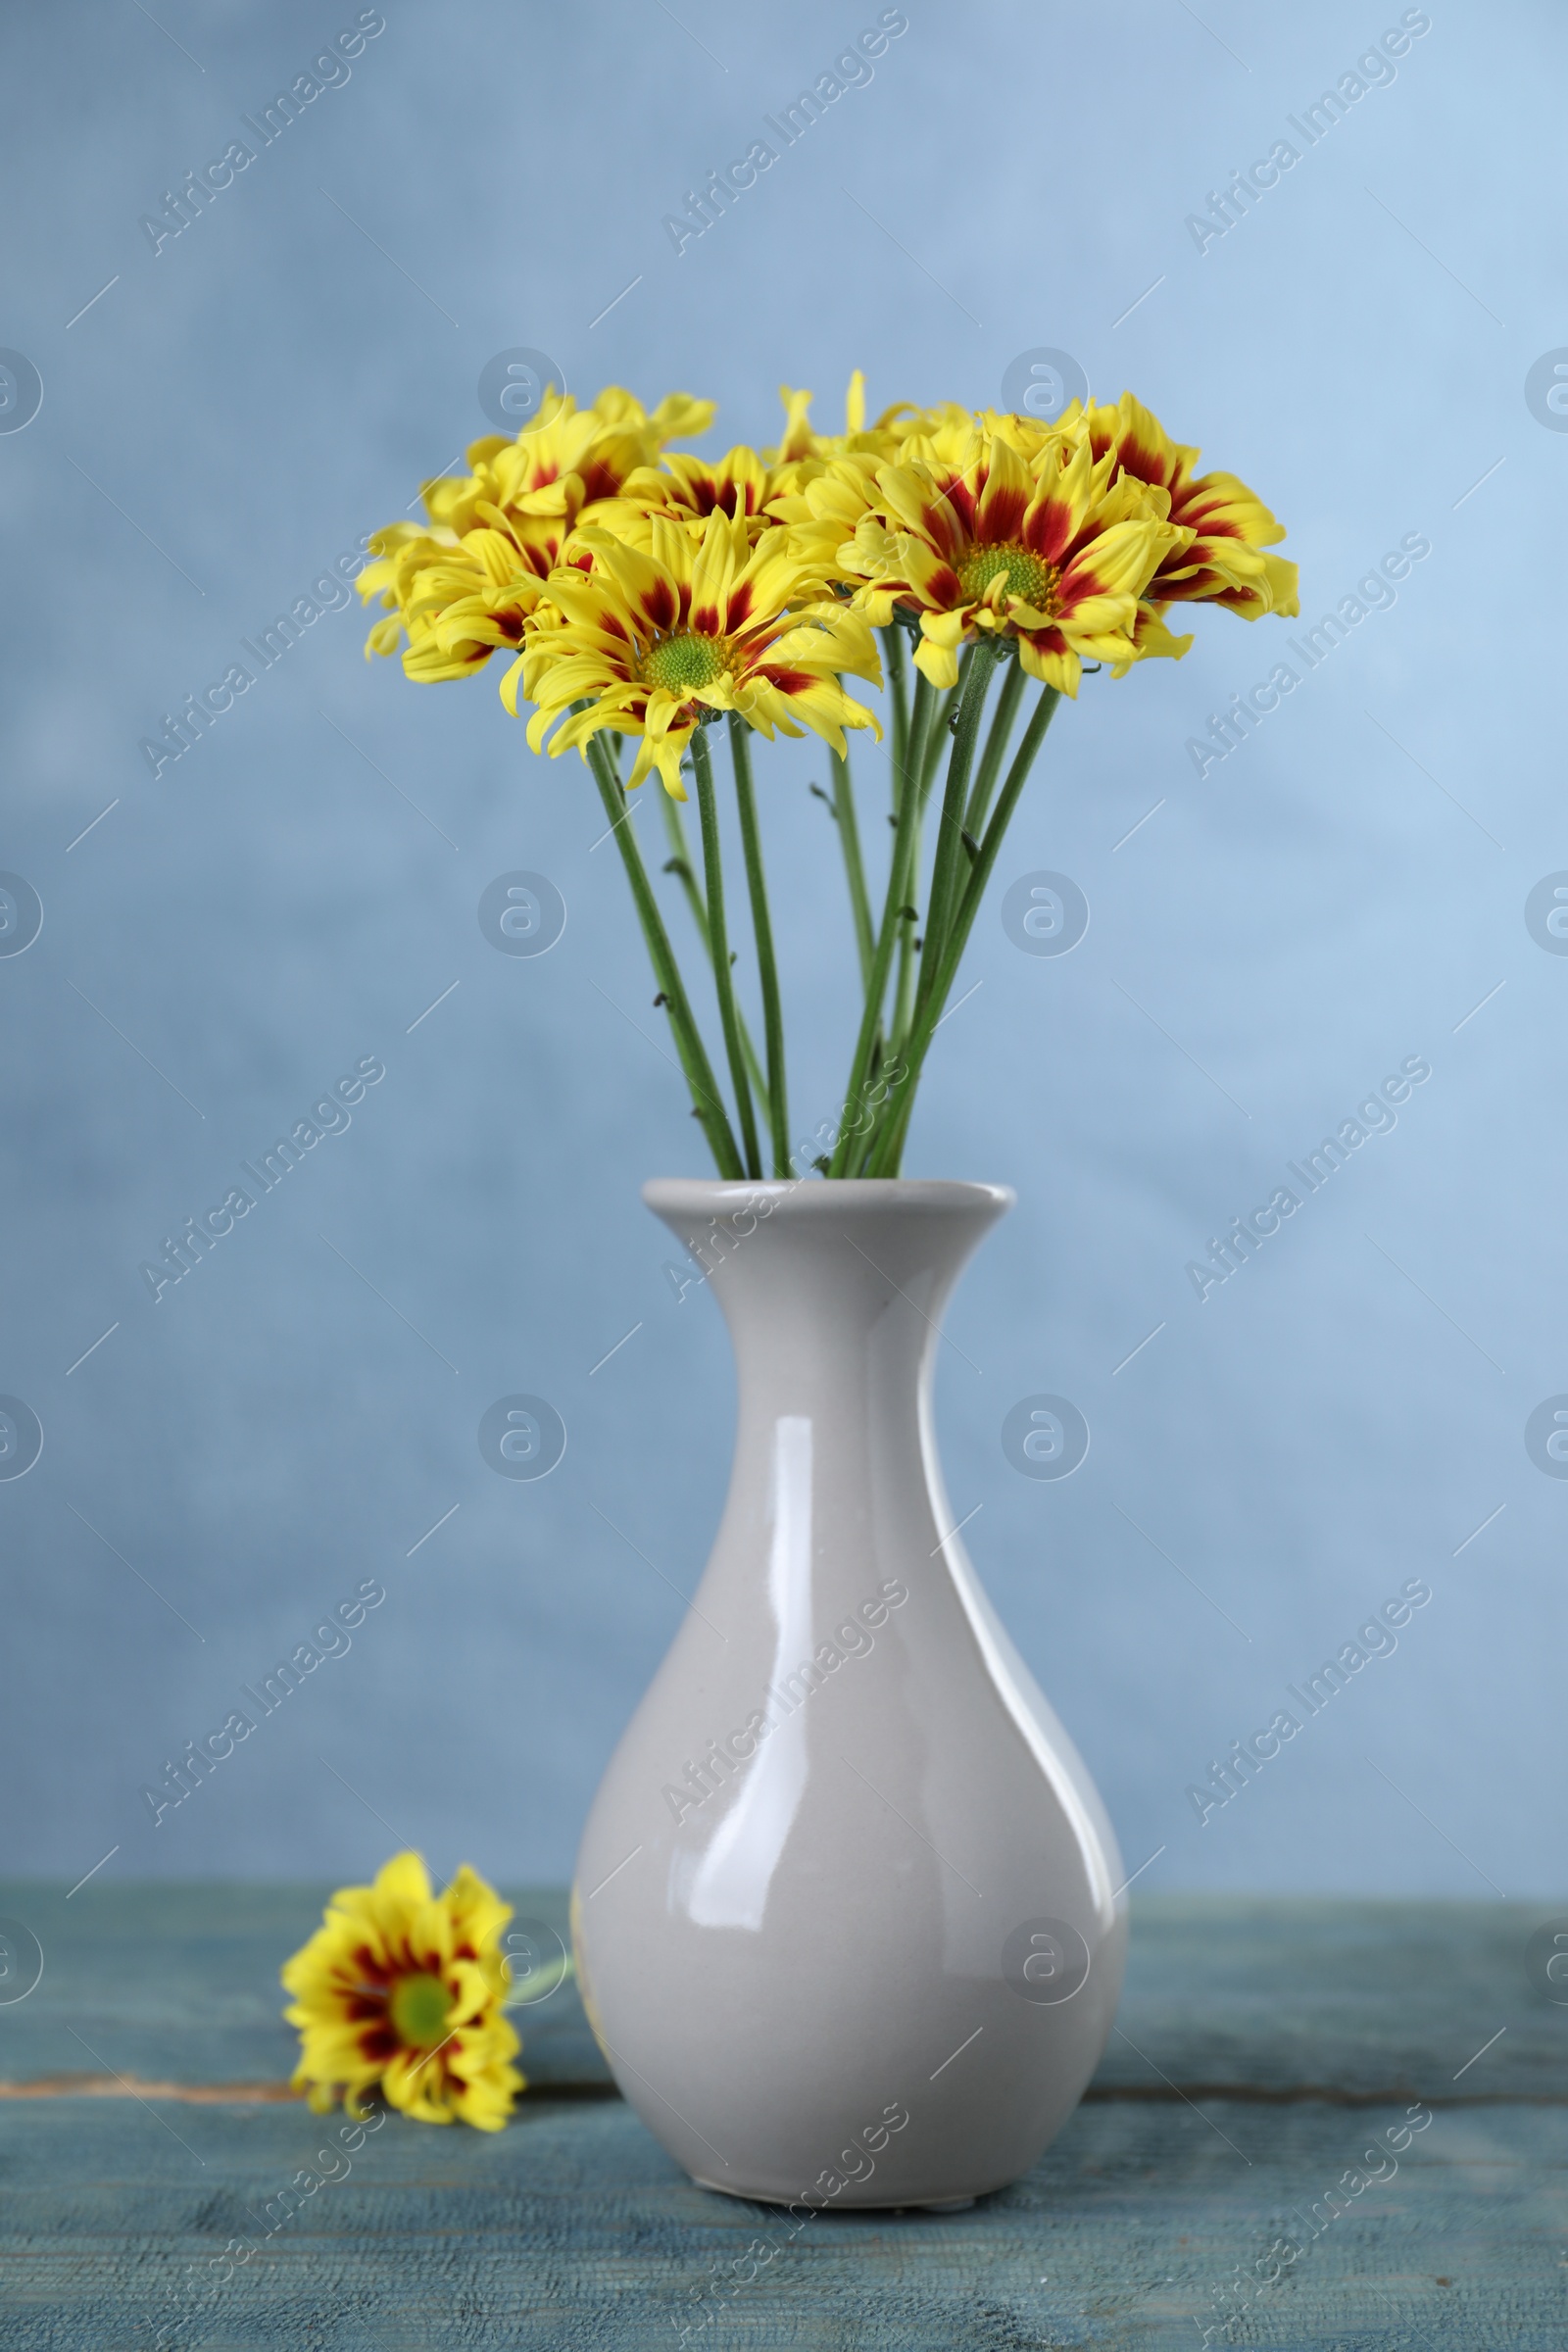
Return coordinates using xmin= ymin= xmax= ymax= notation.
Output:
xmin=572 ymin=1179 xmax=1126 ymax=2208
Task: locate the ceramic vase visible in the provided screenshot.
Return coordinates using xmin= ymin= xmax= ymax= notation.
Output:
xmin=572 ymin=1178 xmax=1125 ymax=2208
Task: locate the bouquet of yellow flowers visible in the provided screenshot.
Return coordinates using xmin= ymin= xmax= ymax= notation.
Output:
xmin=359 ymin=375 xmax=1296 ymax=1179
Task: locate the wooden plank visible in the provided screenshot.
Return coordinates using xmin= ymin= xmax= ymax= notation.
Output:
xmin=1095 ymin=1894 xmax=1568 ymax=2102
xmin=0 ymin=1883 xmax=605 ymax=2093
xmin=4 ymin=1886 xmax=1566 ymax=2103
xmin=1 ymin=2090 xmax=1564 ymax=2347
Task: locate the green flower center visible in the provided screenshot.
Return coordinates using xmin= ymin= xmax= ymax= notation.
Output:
xmin=958 ymin=543 xmax=1057 ymax=611
xmin=389 ymin=1970 xmax=453 ymax=2049
xmin=640 ymin=631 xmax=727 ymax=696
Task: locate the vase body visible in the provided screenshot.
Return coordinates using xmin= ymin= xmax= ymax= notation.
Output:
xmin=571 ymin=1179 xmax=1125 ymax=2208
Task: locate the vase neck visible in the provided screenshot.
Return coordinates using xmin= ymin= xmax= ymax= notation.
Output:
xmin=647 ymin=1180 xmax=1010 ymax=1399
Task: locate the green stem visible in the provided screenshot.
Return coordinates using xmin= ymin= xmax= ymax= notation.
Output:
xmin=729 ymin=714 xmax=790 ymax=1179
xmin=864 ymin=684 xmax=1061 ymax=1176
xmin=584 ymin=737 xmax=743 ymax=1178
xmin=853 ymin=652 xmax=961 ymax=1167
xmin=890 ymin=650 xmax=969 ymax=1060
xmin=828 ymin=744 xmax=875 ymax=992
xmin=964 ymin=651 xmax=1026 ymax=838
xmin=827 ymin=671 xmax=935 ymax=1178
xmin=892 ymin=789 xmax=929 ymax=1050
xmin=914 ymin=635 xmax=1002 ymax=1028
xmin=691 ymin=726 xmax=762 ymax=1181
xmin=660 ymin=788 xmax=765 ymax=1102
xmin=919 ymin=652 xmax=970 ymax=810
xmin=884 ymin=623 xmax=910 ymax=801
xmin=892 ymin=882 xmax=920 ymax=1052
xmin=840 ymin=1032 xmax=889 ymax=1179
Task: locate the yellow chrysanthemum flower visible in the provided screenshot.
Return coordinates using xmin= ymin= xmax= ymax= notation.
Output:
xmin=602 ymin=442 xmax=779 ymax=535
xmin=759 ymin=377 xmax=960 ymax=590
xmin=358 ymin=526 xmax=552 ymax=682
xmin=765 ymin=371 xmax=976 ymax=475
xmin=771 ymin=370 xmax=869 ymax=462
xmin=281 ymin=1851 xmax=523 ymax=2132
xmin=834 ymin=423 xmax=1192 ymax=695
xmin=588 ymin=374 xmax=908 ymax=549
xmin=593 ymin=442 xmax=814 ymax=554
xmin=1075 ymin=391 xmax=1298 ymax=620
xmin=511 ymin=507 xmax=883 ymax=798
xmin=358 ymin=384 xmax=715 ymax=681
xmin=424 ymin=384 xmax=714 ymax=539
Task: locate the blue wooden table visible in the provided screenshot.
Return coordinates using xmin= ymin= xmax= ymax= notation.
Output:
xmin=3 ymin=1884 xmax=1566 ymax=2346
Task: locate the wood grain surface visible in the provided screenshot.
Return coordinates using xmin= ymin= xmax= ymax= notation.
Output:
xmin=1 ymin=1885 xmax=1564 ymax=2346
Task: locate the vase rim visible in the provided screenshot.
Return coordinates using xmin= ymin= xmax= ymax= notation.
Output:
xmin=644 ymin=1176 xmax=1015 ymax=1216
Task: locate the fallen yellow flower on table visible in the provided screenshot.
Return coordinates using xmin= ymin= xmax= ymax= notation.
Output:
xmin=282 ymin=1850 xmax=523 ymax=2131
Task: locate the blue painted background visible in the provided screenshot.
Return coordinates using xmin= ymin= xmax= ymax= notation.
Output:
xmin=1 ymin=0 xmax=1561 ymax=1896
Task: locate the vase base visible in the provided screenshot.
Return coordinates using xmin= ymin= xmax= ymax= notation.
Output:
xmin=691 ymin=2177 xmax=985 ymax=2214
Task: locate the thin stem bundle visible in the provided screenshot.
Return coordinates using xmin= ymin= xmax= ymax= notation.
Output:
xmin=594 ymin=644 xmax=1058 ymax=1183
